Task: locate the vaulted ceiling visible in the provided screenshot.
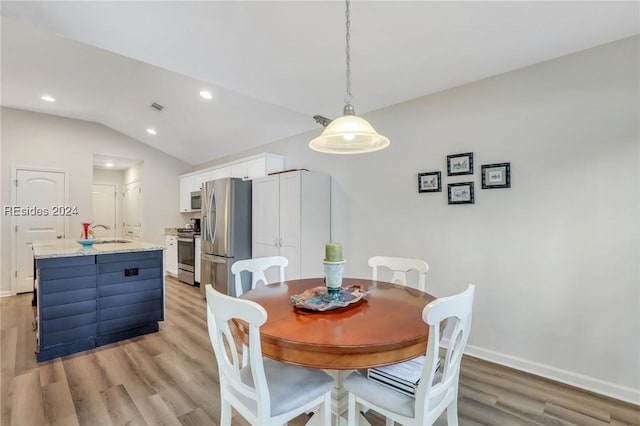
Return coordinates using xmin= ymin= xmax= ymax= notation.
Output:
xmin=2 ymin=1 xmax=638 ymax=165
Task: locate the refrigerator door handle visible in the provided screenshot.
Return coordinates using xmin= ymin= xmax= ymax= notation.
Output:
xmin=211 ymin=190 xmax=217 ymax=247
xmin=202 ymin=214 xmax=207 ymax=242
xmin=207 ymin=186 xmax=215 ymax=243
xmin=202 ymin=253 xmax=226 ymax=264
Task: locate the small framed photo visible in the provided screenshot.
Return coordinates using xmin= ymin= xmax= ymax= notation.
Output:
xmin=448 ymin=182 xmax=475 ymax=204
xmin=447 ymin=152 xmax=473 ymax=176
xmin=481 ymin=163 xmax=511 ymax=189
xmin=418 ymin=171 xmax=442 ymax=193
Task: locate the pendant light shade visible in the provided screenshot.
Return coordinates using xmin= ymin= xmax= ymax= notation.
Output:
xmin=309 ymin=0 xmax=390 ymax=155
xmin=309 ymin=107 xmax=390 ymax=154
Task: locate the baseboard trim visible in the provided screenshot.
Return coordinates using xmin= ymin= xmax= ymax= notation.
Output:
xmin=464 ymin=344 xmax=640 ymax=405
xmin=0 ymin=291 xmax=12 ymax=298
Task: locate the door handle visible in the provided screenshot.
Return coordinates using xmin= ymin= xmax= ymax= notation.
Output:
xmin=56 ymin=235 xmax=62 ymax=239
xmin=202 ymin=254 xmax=226 ymax=264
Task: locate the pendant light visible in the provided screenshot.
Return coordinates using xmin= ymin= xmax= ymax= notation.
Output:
xmin=309 ymin=0 xmax=390 ymax=154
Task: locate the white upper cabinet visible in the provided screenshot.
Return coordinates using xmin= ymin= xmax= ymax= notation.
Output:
xmin=193 ymin=171 xmax=212 ymax=192
xmin=211 ymin=167 xmax=231 ymax=181
xmin=179 ymin=175 xmax=194 ymax=213
xmin=231 ymin=162 xmax=248 ymax=179
xmin=178 ymin=153 xmax=283 ymax=213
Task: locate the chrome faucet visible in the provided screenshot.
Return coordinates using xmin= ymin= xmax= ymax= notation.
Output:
xmin=92 ymin=224 xmax=111 ymax=230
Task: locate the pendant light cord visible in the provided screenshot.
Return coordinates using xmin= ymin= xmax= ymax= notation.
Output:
xmin=344 ymin=0 xmax=353 ymax=108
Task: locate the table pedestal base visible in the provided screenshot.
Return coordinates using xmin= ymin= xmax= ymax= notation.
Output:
xmin=305 ymin=370 xmax=371 ymax=426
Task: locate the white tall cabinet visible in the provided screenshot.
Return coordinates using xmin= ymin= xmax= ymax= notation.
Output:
xmin=252 ymin=170 xmax=330 ymax=282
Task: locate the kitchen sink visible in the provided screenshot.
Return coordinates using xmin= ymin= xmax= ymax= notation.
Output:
xmin=93 ymin=239 xmax=132 ymax=244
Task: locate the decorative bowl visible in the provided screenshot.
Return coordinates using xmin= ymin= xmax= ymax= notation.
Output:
xmin=291 ymin=284 xmax=367 ymax=312
xmin=76 ymin=239 xmax=96 ymax=247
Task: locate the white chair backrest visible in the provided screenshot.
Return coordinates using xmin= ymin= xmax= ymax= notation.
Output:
xmin=368 ymin=256 xmax=429 ymax=292
xmin=414 ymin=284 xmax=475 ymax=421
xmin=205 ymin=284 xmax=272 ymax=419
xmin=231 ymin=256 xmax=288 ymax=297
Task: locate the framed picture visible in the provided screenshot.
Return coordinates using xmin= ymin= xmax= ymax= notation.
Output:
xmin=447 ymin=152 xmax=473 ymax=176
xmin=481 ymin=162 xmax=511 ymax=189
xmin=448 ymin=182 xmax=475 ymax=204
xmin=418 ymin=171 xmax=441 ymax=193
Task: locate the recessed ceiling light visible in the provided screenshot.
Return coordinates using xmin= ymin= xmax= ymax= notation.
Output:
xmin=146 ymin=128 xmax=157 ymax=135
xmin=199 ymin=90 xmax=212 ymax=100
xmin=41 ymin=95 xmax=56 ymax=102
xmin=105 ymin=163 xmax=114 ymax=167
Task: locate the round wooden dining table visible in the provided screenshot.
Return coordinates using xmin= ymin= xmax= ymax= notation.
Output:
xmin=235 ymin=277 xmax=436 ymax=370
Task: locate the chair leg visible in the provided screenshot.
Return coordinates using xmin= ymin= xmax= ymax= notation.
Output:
xmin=446 ymin=397 xmax=459 ymax=426
xmin=348 ymin=393 xmax=358 ymax=426
xmin=322 ymin=393 xmax=331 ymax=425
xmin=220 ymin=398 xmax=232 ymax=426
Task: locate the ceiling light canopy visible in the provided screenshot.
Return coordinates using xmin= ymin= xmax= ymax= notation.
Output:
xmin=309 ymin=0 xmax=389 ymax=155
xmin=41 ymin=95 xmax=55 ymax=102
xmin=200 ymin=90 xmax=212 ymax=100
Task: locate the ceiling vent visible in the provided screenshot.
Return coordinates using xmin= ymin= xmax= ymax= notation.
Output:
xmin=150 ymin=102 xmax=164 ymax=112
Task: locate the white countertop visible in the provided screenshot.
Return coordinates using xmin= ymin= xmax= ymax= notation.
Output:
xmin=33 ymin=239 xmax=165 ymax=259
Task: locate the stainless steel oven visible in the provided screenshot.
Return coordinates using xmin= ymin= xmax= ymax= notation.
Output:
xmin=177 ymin=229 xmax=195 ymax=285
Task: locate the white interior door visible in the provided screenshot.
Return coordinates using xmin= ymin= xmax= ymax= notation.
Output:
xmin=92 ymin=184 xmax=117 ymax=238
xmin=123 ymin=180 xmax=142 ymax=240
xmin=14 ymin=169 xmax=66 ymax=294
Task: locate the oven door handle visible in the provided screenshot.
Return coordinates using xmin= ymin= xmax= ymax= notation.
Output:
xmin=177 ymin=238 xmax=193 ymax=243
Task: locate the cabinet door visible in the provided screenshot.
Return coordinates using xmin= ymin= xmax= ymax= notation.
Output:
xmin=165 ymin=236 xmax=178 ymax=276
xmin=231 ymin=163 xmax=248 ymax=179
xmin=279 ymin=172 xmax=302 ymax=280
xmin=179 ymin=176 xmax=193 ymax=212
xmin=199 ymin=171 xmax=214 ymax=188
xmin=192 ymin=172 xmax=205 ymax=192
xmin=211 ymin=167 xmax=231 ymax=181
xmin=252 ymin=175 xmax=281 ymax=266
xmin=247 ymin=158 xmax=267 ymax=179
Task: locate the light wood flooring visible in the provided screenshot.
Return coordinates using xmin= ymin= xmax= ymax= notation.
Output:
xmin=1 ymin=277 xmax=638 ymax=426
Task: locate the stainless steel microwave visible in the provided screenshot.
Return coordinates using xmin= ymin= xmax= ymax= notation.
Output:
xmin=190 ymin=190 xmax=201 ymax=210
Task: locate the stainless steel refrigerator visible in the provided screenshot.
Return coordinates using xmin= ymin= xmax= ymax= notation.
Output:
xmin=200 ymin=178 xmax=252 ymax=298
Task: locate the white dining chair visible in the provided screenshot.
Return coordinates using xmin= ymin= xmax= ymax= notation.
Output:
xmin=344 ymin=284 xmax=475 ymax=426
xmin=205 ymin=284 xmax=334 ymax=426
xmin=231 ymin=256 xmax=288 ymax=297
xmin=368 ymin=256 xmax=429 ymax=292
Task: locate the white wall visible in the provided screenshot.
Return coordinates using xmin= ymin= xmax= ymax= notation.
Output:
xmin=198 ymin=37 xmax=640 ymax=403
xmin=1 ymin=108 xmax=192 ymax=293
xmin=124 ymin=161 xmax=144 ymax=185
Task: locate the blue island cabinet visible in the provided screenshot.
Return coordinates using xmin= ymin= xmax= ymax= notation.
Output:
xmin=36 ymin=249 xmax=164 ymax=361
xmin=36 ymin=255 xmax=98 ymax=362
xmin=97 ymin=250 xmax=164 ymax=346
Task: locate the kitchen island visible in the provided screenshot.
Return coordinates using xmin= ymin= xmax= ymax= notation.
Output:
xmin=33 ymin=239 xmax=165 ymax=361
